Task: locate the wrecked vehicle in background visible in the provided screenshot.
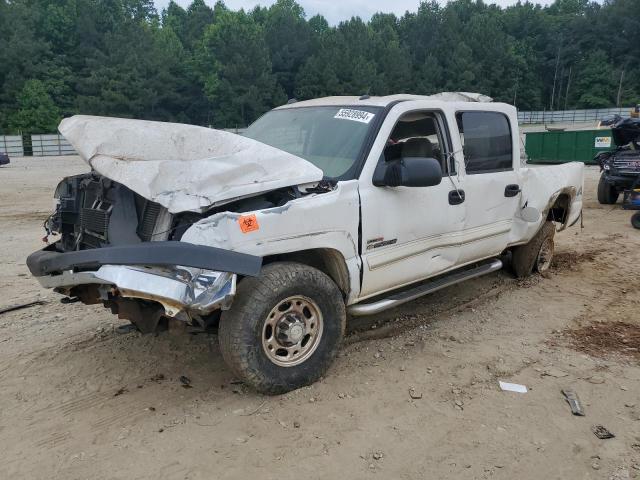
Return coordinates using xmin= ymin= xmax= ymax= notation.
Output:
xmin=596 ymin=117 xmax=640 ymax=204
xmin=28 ymin=93 xmax=584 ymax=394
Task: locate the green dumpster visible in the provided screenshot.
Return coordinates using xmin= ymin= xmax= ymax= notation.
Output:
xmin=525 ymin=129 xmax=617 ymax=165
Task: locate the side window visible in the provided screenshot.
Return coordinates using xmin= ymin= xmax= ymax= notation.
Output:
xmin=383 ymin=111 xmax=452 ymax=174
xmin=456 ymin=111 xmax=513 ymax=174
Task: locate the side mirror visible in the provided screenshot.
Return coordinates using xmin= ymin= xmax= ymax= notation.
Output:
xmin=373 ymin=157 xmax=443 ymax=188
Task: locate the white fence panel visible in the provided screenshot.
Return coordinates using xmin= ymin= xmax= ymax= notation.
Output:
xmin=0 ymin=135 xmax=24 ymax=156
xmin=31 ymin=134 xmax=75 ymax=156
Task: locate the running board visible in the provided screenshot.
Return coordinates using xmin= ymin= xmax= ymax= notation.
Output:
xmin=347 ymin=258 xmax=503 ymax=317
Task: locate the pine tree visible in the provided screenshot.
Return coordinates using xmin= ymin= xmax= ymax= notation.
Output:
xmin=8 ymin=79 xmax=60 ymax=133
xmin=201 ymin=10 xmax=286 ymax=127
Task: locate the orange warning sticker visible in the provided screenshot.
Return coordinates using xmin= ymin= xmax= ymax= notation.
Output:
xmin=238 ymin=214 xmax=259 ymax=233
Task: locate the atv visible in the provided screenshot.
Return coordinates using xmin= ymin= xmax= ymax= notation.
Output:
xmin=596 ymin=117 xmax=640 ymax=205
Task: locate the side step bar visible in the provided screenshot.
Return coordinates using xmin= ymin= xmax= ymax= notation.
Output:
xmin=347 ymin=258 xmax=503 ymax=317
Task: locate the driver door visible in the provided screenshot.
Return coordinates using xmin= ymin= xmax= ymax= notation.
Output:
xmin=358 ymin=106 xmax=466 ymax=299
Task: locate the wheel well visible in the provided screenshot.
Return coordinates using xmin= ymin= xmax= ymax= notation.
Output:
xmin=263 ymin=249 xmax=350 ymax=298
xmin=547 ymin=193 xmax=570 ymax=225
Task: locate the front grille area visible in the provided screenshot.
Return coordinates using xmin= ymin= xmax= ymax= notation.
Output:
xmin=80 ymin=206 xmax=110 ymax=237
xmin=54 ymin=173 xmax=171 ymax=251
xmin=137 ymin=200 xmax=163 ymax=241
xmin=611 ymin=150 xmax=640 ymax=175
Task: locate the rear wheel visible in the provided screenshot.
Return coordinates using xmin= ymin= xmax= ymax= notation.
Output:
xmin=631 ymin=212 xmax=640 ymax=229
xmin=218 ymin=262 xmax=345 ymax=394
xmin=597 ymin=174 xmax=619 ymax=204
xmin=511 ymin=221 xmax=556 ymax=278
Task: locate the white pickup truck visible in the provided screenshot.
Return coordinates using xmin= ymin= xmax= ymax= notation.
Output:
xmin=27 ymin=93 xmax=584 ymax=393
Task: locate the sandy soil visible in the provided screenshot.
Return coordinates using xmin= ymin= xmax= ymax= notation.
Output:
xmin=1 ymin=156 xmax=639 ymax=480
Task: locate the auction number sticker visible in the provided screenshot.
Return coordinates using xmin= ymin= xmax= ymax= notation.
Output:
xmin=594 ymin=136 xmax=612 ymax=148
xmin=334 ymin=108 xmax=375 ymax=124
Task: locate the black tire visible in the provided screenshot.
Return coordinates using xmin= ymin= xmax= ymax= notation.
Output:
xmin=218 ymin=262 xmax=346 ymax=394
xmin=631 ymin=212 xmax=640 ymax=229
xmin=511 ymin=221 xmax=556 ymax=278
xmin=597 ymin=174 xmax=618 ymax=204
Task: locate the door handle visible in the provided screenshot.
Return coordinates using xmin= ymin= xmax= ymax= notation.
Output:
xmin=505 ymin=184 xmax=521 ymax=197
xmin=449 ymin=189 xmax=465 ymax=205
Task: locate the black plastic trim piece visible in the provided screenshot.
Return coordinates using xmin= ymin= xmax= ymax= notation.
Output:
xmin=27 ymin=241 xmax=262 ymax=277
xmin=448 ymin=189 xmax=465 ymax=205
xmin=504 ymin=184 xmax=521 ymax=197
xmin=354 ymin=100 xmax=406 ymax=179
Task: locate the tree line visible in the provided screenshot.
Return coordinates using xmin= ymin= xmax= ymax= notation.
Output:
xmin=1 ymin=0 xmax=639 ymax=134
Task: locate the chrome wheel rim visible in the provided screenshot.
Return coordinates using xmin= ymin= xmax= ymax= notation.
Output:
xmin=537 ymin=237 xmax=554 ymax=273
xmin=261 ymin=295 xmax=323 ymax=367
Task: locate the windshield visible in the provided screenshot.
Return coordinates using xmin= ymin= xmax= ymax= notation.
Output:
xmin=244 ymin=106 xmax=382 ymax=179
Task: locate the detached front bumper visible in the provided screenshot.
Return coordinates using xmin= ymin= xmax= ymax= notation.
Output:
xmin=27 ymin=241 xmax=262 ymax=317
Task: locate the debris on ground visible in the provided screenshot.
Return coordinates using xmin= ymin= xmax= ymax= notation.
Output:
xmin=408 ymin=387 xmax=422 ymax=399
xmin=585 ymin=376 xmax=605 ymax=385
xmin=498 ymin=381 xmax=528 ymax=393
xmin=563 ymin=321 xmax=640 ymax=361
xmin=179 ymin=376 xmax=192 ymax=388
xmin=115 ymin=323 xmax=137 ymax=335
xmin=114 ymin=387 xmax=128 ymax=397
xmin=561 ymin=389 xmax=585 ymax=416
xmin=541 ymin=367 xmax=569 ymax=378
xmin=592 ymin=425 xmax=615 ymax=439
xmin=0 ymin=299 xmax=46 ymax=315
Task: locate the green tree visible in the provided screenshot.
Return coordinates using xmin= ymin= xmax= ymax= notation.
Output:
xmin=9 ymin=79 xmax=60 ymax=133
xmin=201 ymin=10 xmax=286 ymax=127
xmin=262 ymin=0 xmax=312 ymax=98
xmin=574 ymin=50 xmax=617 ymax=108
xmin=2 ymin=0 xmax=640 ymax=133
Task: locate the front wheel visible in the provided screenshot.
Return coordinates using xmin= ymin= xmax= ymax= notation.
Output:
xmin=597 ymin=174 xmax=619 ymax=204
xmin=631 ymin=212 xmax=640 ymax=229
xmin=218 ymin=262 xmax=346 ymax=394
xmin=511 ymin=221 xmax=556 ymax=278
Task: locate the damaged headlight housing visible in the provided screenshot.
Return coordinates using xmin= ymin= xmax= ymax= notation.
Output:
xmin=173 ymin=266 xmax=236 ymax=313
xmin=115 ymin=265 xmax=236 ymax=316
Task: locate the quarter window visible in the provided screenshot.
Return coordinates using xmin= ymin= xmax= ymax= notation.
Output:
xmin=456 ymin=112 xmax=513 ymax=174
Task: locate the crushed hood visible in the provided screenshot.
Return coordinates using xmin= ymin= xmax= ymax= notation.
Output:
xmin=59 ymin=115 xmax=324 ymax=213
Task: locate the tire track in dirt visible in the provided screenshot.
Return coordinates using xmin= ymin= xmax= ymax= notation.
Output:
xmin=33 ymin=430 xmax=71 ymax=449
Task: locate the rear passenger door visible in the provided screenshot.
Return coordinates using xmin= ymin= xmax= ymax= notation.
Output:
xmin=455 ymin=110 xmax=520 ymax=264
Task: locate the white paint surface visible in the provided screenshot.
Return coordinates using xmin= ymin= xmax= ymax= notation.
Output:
xmin=57 ymin=97 xmax=584 ymax=305
xmin=59 ymin=115 xmax=323 ymax=214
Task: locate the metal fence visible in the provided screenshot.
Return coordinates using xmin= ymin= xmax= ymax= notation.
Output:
xmin=0 ymin=135 xmax=24 ymax=156
xmin=517 ymin=107 xmax=632 ymax=124
xmin=31 ymin=134 xmax=76 ymax=156
xmin=0 ymin=109 xmax=633 ymax=157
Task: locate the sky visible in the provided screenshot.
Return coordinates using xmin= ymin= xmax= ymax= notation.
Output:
xmin=153 ymin=0 xmax=557 ymax=25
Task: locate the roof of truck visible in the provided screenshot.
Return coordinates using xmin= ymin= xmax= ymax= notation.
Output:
xmin=275 ymin=92 xmax=494 ymax=109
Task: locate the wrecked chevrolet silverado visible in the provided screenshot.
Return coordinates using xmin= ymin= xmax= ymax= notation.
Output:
xmin=27 ymin=93 xmax=584 ymax=394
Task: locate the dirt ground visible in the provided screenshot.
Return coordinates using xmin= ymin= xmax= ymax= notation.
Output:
xmin=1 ymin=156 xmax=639 ymax=480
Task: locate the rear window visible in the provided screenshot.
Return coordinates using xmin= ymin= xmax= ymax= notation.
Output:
xmin=456 ymin=112 xmax=513 ymax=174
